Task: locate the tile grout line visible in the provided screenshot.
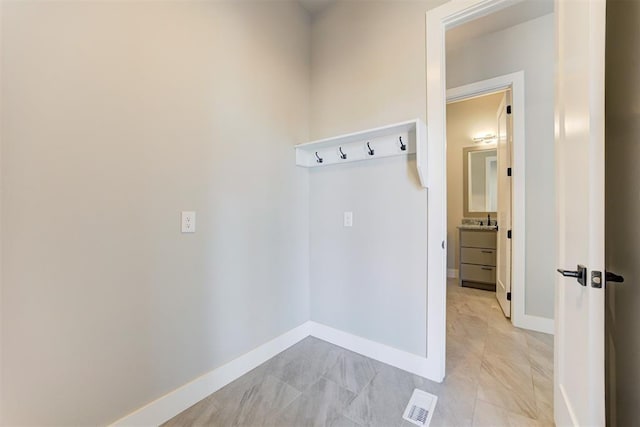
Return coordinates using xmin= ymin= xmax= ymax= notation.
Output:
xmin=470 ymin=299 xmax=492 ymax=427
xmin=332 ymin=360 xmax=381 ymax=426
xmin=450 ymin=280 xmax=545 ymax=422
xmin=522 ymin=333 xmax=542 ymax=420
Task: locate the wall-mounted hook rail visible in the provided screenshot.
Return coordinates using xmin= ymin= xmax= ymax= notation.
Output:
xmin=367 ymin=142 xmax=375 ymax=156
xmin=294 ymin=119 xmax=426 ymax=187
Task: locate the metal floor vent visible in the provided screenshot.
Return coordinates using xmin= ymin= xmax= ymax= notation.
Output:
xmin=402 ymin=389 xmax=438 ymax=427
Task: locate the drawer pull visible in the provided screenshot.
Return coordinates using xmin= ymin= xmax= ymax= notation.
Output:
xmin=481 ymin=267 xmax=493 ymax=271
xmin=481 ymin=250 xmax=493 ymax=254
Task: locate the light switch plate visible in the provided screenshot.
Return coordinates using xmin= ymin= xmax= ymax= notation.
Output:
xmin=344 ymin=211 xmax=353 ymax=227
xmin=181 ymin=211 xmax=196 ymax=233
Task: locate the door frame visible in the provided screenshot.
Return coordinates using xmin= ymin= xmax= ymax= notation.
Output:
xmin=425 ymin=0 xmax=543 ymax=382
xmin=447 ymin=73 xmax=526 ymax=329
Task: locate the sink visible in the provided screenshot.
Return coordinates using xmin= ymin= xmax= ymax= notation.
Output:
xmin=457 ymin=224 xmax=498 ymax=231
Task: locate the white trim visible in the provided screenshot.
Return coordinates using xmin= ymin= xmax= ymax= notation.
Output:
xmin=425 ymin=6 xmax=447 ymax=385
xmin=426 ymin=0 xmax=528 ymax=382
xmin=447 ymin=268 xmax=459 ymax=278
xmin=519 ymin=314 xmax=554 ymax=335
xmin=445 ymin=73 xmax=528 ymax=334
xmin=559 ymin=384 xmax=580 ymax=426
xmin=308 ymin=322 xmax=440 ymax=380
xmin=109 ymin=320 xmax=441 ymax=426
xmin=110 ymin=322 xmax=311 ymax=427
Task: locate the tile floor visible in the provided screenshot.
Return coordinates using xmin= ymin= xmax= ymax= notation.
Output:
xmin=162 ymin=279 xmax=554 ymax=426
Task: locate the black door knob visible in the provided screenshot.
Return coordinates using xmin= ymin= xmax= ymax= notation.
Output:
xmin=557 ymin=264 xmax=587 ymax=286
xmin=605 ymin=271 xmax=624 ymax=283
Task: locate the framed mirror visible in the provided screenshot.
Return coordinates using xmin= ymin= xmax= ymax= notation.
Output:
xmin=463 ymin=146 xmax=497 ymax=217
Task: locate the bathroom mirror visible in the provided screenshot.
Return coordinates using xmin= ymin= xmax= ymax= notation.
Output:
xmin=463 ymin=146 xmax=497 ymax=216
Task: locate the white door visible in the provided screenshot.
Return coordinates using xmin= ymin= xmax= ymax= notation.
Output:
xmin=554 ymin=0 xmax=606 ymax=425
xmin=496 ymin=93 xmax=511 ymax=317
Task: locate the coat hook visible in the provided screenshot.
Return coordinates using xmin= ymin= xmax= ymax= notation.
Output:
xmin=399 ymin=136 xmax=407 ymax=151
xmin=339 ymin=147 xmax=347 ymax=160
xmin=315 ymin=152 xmax=323 ymax=163
xmin=367 ymin=142 xmax=375 ymax=156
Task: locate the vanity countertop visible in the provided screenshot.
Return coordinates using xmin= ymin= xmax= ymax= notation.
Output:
xmin=457 ymin=224 xmax=498 ymax=231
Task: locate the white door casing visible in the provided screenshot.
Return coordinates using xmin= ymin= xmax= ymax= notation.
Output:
xmin=496 ymin=93 xmax=512 ymax=317
xmin=554 ymin=0 xmax=606 ymax=425
xmin=426 ymin=0 xmax=531 ymax=382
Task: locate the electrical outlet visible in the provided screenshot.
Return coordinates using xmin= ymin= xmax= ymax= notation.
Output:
xmin=181 ymin=211 xmax=196 ymax=233
xmin=344 ymin=211 xmax=353 ymax=227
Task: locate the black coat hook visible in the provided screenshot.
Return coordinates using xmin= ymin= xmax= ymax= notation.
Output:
xmin=367 ymin=142 xmax=375 ymax=156
xmin=315 ymin=152 xmax=323 ymax=163
xmin=339 ymin=147 xmax=347 ymax=160
xmin=399 ymin=136 xmax=407 ymax=151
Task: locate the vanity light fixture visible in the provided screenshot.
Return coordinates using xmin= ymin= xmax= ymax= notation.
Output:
xmin=472 ymin=133 xmax=497 ymax=144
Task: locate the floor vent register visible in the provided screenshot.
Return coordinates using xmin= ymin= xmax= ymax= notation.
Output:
xmin=402 ymin=388 xmax=438 ymax=427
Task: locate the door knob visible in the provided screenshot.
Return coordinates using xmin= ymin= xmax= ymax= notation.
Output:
xmin=605 ymin=271 xmax=624 ymax=283
xmin=589 ymin=270 xmax=624 ymax=288
xmin=557 ymin=264 xmax=587 ymax=286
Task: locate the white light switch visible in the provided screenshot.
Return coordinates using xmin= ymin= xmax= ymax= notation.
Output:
xmin=181 ymin=211 xmax=196 ymax=233
xmin=344 ymin=211 xmax=353 ymax=227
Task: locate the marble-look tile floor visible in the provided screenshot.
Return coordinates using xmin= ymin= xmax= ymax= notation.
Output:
xmin=163 ymin=279 xmax=554 ymax=426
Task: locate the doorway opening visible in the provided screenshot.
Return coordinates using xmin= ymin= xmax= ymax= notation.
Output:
xmin=445 ymin=73 xmax=525 ymax=326
xmin=446 ymin=89 xmax=512 ymax=315
xmin=425 ymin=0 xmax=556 ymax=385
xmin=443 ymin=79 xmax=554 ymax=424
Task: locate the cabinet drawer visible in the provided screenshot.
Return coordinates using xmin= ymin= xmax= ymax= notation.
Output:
xmin=460 ymin=264 xmax=496 ymax=284
xmin=461 ymin=247 xmax=496 ymax=266
xmin=460 ymin=230 xmax=496 ymax=249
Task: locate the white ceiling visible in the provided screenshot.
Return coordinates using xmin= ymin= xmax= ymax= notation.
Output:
xmin=446 ymin=0 xmax=554 ymax=51
xmin=298 ymin=0 xmax=336 ymax=17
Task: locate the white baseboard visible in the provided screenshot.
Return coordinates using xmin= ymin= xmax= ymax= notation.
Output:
xmin=111 ymin=320 xmax=442 ymax=426
xmin=514 ymin=313 xmax=554 ymax=335
xmin=308 ymin=321 xmax=440 ymax=381
xmin=447 ymin=269 xmax=458 ymax=278
xmin=110 ymin=322 xmax=311 ymax=426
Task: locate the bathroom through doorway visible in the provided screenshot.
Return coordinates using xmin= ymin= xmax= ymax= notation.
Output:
xmin=446 ymin=85 xmax=513 ymax=318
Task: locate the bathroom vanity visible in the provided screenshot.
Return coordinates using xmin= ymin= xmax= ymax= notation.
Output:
xmin=458 ymin=226 xmax=497 ymax=290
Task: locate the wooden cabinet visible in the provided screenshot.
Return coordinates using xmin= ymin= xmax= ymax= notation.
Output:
xmin=459 ymin=229 xmax=497 ymax=290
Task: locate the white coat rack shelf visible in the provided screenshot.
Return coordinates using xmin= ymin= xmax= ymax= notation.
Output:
xmin=295 ymin=119 xmax=427 ymax=188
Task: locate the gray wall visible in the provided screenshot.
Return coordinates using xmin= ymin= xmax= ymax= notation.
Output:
xmin=308 ymin=0 xmax=445 ymax=357
xmin=309 ymin=158 xmax=427 ymax=356
xmin=310 ymin=0 xmax=445 ymax=138
xmin=447 ymin=14 xmax=556 ymax=319
xmin=1 ymin=2 xmax=310 ymax=425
